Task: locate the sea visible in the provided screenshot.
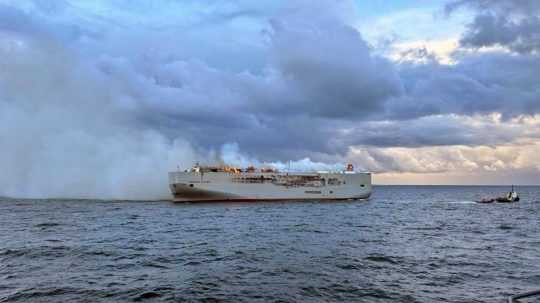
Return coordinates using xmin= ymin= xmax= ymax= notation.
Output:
xmin=1 ymin=186 xmax=539 ymax=303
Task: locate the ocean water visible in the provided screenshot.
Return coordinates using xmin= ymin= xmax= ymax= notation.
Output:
xmin=1 ymin=186 xmax=539 ymax=303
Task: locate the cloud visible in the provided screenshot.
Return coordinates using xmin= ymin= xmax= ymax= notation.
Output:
xmin=390 ymin=39 xmax=459 ymax=64
xmin=390 ymin=52 xmax=540 ymax=120
xmin=267 ymin=15 xmax=402 ymax=119
xmin=445 ymin=0 xmax=540 ymax=16
xmin=348 ymin=141 xmax=540 ymax=176
xmin=446 ymin=0 xmax=540 ymax=53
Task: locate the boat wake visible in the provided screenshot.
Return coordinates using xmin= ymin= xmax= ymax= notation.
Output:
xmin=446 ymin=200 xmax=476 ymax=204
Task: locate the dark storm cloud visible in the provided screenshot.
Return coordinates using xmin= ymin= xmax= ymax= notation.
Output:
xmin=388 ymin=52 xmax=540 ymax=120
xmin=445 ymin=0 xmax=540 ymax=15
xmin=461 ymin=14 xmax=540 ymax=53
xmin=446 ymin=0 xmax=540 ymax=53
xmin=340 ymin=114 xmax=528 ymax=148
xmin=266 ymin=16 xmax=402 ymax=119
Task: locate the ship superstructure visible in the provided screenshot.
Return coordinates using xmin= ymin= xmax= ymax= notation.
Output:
xmin=168 ymin=163 xmax=371 ymax=202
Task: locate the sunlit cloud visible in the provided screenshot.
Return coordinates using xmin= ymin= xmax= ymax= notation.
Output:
xmin=390 ymin=38 xmax=459 ymax=64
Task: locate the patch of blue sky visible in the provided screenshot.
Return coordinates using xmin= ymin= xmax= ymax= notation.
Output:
xmin=354 ymin=0 xmax=472 ymax=45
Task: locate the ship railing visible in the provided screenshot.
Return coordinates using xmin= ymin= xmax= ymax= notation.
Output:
xmin=508 ymin=289 xmax=540 ymax=303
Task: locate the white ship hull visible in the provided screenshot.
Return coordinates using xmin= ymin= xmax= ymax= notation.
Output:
xmin=168 ymin=171 xmax=371 ymax=202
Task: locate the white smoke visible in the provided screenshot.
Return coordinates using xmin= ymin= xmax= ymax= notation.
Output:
xmin=219 ymin=143 xmax=347 ymax=172
xmin=0 ymin=31 xmax=203 ymax=200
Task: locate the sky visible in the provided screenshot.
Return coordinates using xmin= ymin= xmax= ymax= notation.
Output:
xmin=1 ymin=0 xmax=540 ymax=199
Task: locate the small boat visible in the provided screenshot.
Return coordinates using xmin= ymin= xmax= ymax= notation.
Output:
xmin=475 ymin=185 xmax=519 ymax=204
xmin=496 ymin=185 xmax=520 ymax=203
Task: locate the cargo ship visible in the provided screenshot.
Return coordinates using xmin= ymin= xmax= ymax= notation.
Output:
xmin=168 ymin=163 xmax=371 ymax=202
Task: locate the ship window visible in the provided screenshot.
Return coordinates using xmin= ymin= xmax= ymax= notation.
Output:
xmin=328 ymin=178 xmax=342 ymax=186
